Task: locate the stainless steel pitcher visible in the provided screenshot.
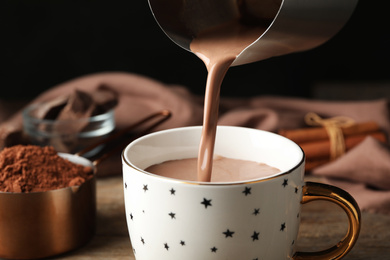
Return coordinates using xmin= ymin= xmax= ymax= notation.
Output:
xmin=148 ymin=0 xmax=358 ymax=66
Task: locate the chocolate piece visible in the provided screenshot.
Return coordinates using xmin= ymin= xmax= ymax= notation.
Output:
xmin=91 ymin=85 xmax=119 ymax=115
xmin=30 ymin=96 xmax=68 ymax=120
xmin=49 ymin=90 xmax=96 ymax=153
xmin=57 ymin=90 xmax=96 ymax=121
xmin=29 ymin=87 xmax=118 ymax=121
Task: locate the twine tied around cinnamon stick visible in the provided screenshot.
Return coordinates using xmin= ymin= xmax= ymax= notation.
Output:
xmin=304 ymin=112 xmax=356 ymax=160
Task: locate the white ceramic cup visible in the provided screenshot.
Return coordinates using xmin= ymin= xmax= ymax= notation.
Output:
xmin=122 ymin=126 xmax=360 ymax=260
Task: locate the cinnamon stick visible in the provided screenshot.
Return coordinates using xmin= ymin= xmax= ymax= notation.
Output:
xmin=305 ymin=158 xmax=328 ymax=171
xmin=279 ymin=121 xmax=380 ymax=144
xmin=300 ymin=131 xmax=387 ymax=160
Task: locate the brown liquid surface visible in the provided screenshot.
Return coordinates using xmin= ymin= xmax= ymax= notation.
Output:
xmin=146 ymin=156 xmax=280 ymax=182
xmin=190 ymin=21 xmax=268 ymax=182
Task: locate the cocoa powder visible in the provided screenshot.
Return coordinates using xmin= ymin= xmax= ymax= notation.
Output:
xmin=0 ymin=145 xmax=93 ymax=193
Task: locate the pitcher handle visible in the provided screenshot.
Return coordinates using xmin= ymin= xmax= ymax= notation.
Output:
xmin=293 ymin=182 xmax=361 ymax=260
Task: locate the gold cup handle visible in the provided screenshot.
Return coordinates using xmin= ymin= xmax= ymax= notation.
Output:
xmin=293 ymin=182 xmax=361 ymax=260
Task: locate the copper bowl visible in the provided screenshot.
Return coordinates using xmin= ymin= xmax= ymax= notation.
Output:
xmin=0 ymin=154 xmax=96 ymax=259
xmin=0 ymin=109 xmax=172 ymax=259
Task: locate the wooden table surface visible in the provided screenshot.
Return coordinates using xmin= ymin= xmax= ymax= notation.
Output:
xmin=54 ymin=175 xmax=390 ymax=260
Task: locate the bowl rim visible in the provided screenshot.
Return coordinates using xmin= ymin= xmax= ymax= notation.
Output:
xmin=23 ymin=102 xmax=115 ymax=124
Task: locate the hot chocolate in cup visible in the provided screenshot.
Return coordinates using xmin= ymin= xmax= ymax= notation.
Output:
xmin=122 ymin=126 xmax=361 ymax=260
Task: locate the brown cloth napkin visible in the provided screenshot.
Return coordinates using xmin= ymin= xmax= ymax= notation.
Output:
xmin=1 ymin=72 xmax=390 ymax=215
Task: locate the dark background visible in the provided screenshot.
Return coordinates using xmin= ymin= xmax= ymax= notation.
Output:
xmin=1 ymin=0 xmax=389 ymax=100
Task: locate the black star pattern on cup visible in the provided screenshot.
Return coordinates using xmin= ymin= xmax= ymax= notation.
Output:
xmin=201 ymin=198 xmax=212 ymax=209
xmin=280 ymin=222 xmax=286 ymax=231
xmin=242 ymin=187 xmax=251 ymax=196
xmin=251 ymin=231 xmax=260 ymax=241
xmin=169 ymin=212 xmax=176 ymax=219
xmin=223 ymin=229 xmax=235 ymax=238
xmin=143 ymin=184 xmax=149 ymax=192
xmin=125 ymin=176 xmax=302 ymax=257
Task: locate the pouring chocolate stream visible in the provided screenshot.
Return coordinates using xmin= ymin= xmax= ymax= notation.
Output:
xmin=148 ymin=0 xmax=358 ymax=182
xmin=190 ymin=21 xmax=270 ymax=181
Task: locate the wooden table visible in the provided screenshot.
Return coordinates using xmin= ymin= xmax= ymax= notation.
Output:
xmin=55 ymin=175 xmax=390 ymax=260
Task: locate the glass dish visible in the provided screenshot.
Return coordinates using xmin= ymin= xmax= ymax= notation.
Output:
xmin=23 ymin=103 xmax=115 ymax=157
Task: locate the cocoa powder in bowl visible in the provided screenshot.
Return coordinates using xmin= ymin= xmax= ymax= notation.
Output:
xmin=0 ymin=145 xmax=93 ymax=193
